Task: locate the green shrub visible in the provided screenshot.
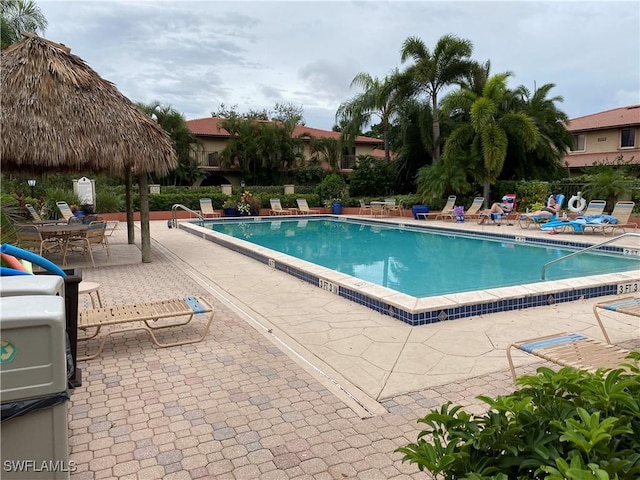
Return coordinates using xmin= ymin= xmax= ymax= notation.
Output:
xmin=349 ymin=155 xmax=396 ymax=197
xmin=294 ymin=165 xmax=326 ymax=185
xmin=317 ymin=173 xmax=347 ymax=203
xmin=95 ymin=189 xmax=123 ymax=213
xmin=397 ymin=354 xmax=640 ymax=479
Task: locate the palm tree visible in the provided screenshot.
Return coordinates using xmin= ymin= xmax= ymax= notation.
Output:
xmin=400 ymin=34 xmax=476 ymax=164
xmin=1 ymin=0 xmax=47 ymax=49
xmin=309 ymin=137 xmax=342 ymax=173
xmin=507 ymin=83 xmax=573 ymax=180
xmin=137 ymin=101 xmax=203 ymax=185
xmin=336 ymin=69 xmax=409 ymax=162
xmin=442 ymin=73 xmax=540 ymax=202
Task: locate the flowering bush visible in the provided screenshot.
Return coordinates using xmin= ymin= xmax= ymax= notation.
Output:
xmin=236 ymin=202 xmax=251 ymax=215
xmin=453 ymin=205 xmax=464 ymax=216
xmin=237 ymin=190 xmax=261 ymax=215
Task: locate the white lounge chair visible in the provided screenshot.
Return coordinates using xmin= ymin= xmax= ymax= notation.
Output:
xmin=269 ymin=198 xmax=294 ymax=215
xmin=296 ymin=198 xmax=319 ymax=214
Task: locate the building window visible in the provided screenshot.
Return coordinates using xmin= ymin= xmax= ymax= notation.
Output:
xmin=570 ymin=134 xmax=586 ymax=152
xmin=207 ymin=152 xmax=219 ymax=166
xmin=620 ymin=128 xmax=636 ymax=148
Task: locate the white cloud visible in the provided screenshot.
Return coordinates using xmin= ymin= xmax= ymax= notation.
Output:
xmin=37 ymin=0 xmax=639 ymax=129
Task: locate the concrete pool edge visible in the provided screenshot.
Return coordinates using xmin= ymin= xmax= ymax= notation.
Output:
xmin=180 ymin=218 xmax=640 ymax=326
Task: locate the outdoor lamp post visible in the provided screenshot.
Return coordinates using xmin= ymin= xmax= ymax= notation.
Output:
xmin=240 ymin=180 xmax=246 ymax=190
xmin=27 ymin=179 xmax=36 ymax=198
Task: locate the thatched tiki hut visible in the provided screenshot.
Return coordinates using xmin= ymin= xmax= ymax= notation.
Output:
xmin=0 ymin=33 xmax=177 ymax=262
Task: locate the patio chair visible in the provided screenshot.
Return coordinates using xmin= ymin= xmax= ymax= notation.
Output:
xmin=15 ymin=224 xmax=62 ymax=256
xmin=416 ymin=195 xmax=456 ymax=220
xmin=56 ymin=201 xmax=81 ymax=223
xmin=583 ymin=199 xmax=607 ymax=216
xmin=25 ymin=203 xmax=43 ymax=221
xmin=63 ymin=220 xmax=109 ymax=267
xmin=78 ymin=295 xmax=215 ymax=360
xmin=518 ymin=194 xmax=565 ymax=229
xmin=269 ymin=198 xmax=294 ymax=215
xmin=601 ymin=201 xmax=637 ymax=235
xmin=477 ymin=194 xmax=517 ymax=225
xmin=358 ymin=199 xmax=372 ymax=215
xmin=385 ymin=199 xmax=404 ymax=217
xmin=371 ymin=202 xmax=385 ymax=217
xmin=24 ymin=203 xmax=64 ymax=225
xmin=199 ymin=198 xmax=221 ymax=218
xmin=506 ymin=296 xmax=638 ymax=382
xmin=461 ymin=197 xmax=485 ymax=220
xmin=296 ymin=198 xmax=320 ymax=214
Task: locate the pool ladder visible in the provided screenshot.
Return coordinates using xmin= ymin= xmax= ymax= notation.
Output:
xmin=170 ymin=204 xmax=203 ymax=228
xmin=541 ymin=232 xmax=640 ymax=280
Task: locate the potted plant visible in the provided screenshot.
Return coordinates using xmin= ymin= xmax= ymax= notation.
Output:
xmin=237 ymin=190 xmax=261 ymax=216
xmin=324 ymin=197 xmax=342 ymax=215
xmin=319 ymin=174 xmax=346 ymax=215
xmin=222 ymin=199 xmax=237 ymax=217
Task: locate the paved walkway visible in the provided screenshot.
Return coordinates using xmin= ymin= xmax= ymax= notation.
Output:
xmin=59 ymin=219 xmax=639 ymax=479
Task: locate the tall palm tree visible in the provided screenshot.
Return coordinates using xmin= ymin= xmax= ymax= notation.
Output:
xmin=507 ymin=83 xmax=573 ymax=180
xmin=1 ymin=0 xmax=47 ymax=49
xmin=442 ymin=73 xmax=539 ymax=202
xmin=137 ymin=101 xmax=202 ymax=185
xmin=336 ymin=69 xmax=409 ymax=162
xmin=400 ymin=34 xmax=476 ymax=164
xmin=309 ymin=137 xmax=342 ymax=173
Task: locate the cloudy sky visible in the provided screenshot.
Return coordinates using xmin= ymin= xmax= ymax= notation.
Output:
xmin=39 ymin=1 xmax=639 ymax=130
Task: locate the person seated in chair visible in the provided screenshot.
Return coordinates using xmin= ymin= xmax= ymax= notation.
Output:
xmin=521 ymin=195 xmax=561 ymax=218
xmin=478 ymin=196 xmax=513 ymax=224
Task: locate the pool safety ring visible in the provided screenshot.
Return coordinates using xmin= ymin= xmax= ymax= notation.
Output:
xmin=568 ymin=192 xmax=587 ymax=213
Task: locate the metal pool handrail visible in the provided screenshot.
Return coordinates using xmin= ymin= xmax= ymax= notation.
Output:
xmin=170 ymin=204 xmax=203 ymax=228
xmin=541 ymin=232 xmax=640 ymax=280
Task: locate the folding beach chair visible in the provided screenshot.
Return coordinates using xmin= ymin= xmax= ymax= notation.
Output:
xmin=507 ymin=296 xmax=639 ymax=382
xmin=56 ymin=201 xmax=81 ymax=223
xmin=296 ymin=198 xmax=320 ymax=214
xmin=478 ymin=194 xmax=516 ymax=225
xmin=518 ymin=194 xmax=565 ymax=229
xmin=78 ymin=295 xmax=215 ymax=360
xmin=199 ymin=198 xmax=221 ymax=218
xmin=269 ymin=198 xmax=294 ymax=215
xmin=416 ymin=195 xmax=456 ymax=220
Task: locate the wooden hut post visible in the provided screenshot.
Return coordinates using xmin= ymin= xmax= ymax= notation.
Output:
xmin=125 ymin=168 xmax=135 ymax=244
xmin=138 ymin=173 xmax=151 ymax=263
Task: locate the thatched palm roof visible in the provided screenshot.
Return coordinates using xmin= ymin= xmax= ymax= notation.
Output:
xmin=1 ymin=33 xmax=177 ymax=175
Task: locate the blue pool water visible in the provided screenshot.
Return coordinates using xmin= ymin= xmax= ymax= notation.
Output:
xmin=206 ymin=218 xmax=639 ymax=297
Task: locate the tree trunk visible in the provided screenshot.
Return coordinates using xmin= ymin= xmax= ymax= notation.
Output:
xmin=483 ymin=179 xmax=491 ymax=208
xmin=125 ymin=168 xmax=134 ymax=245
xmin=432 ymin=95 xmax=440 ymax=164
xmin=138 ymin=173 xmax=151 ymax=263
xmin=383 ymin=130 xmax=390 ymax=162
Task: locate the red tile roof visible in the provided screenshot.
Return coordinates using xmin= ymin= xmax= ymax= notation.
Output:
xmin=186 ymin=117 xmax=383 ymax=145
xmin=565 ymin=105 xmax=640 ymax=132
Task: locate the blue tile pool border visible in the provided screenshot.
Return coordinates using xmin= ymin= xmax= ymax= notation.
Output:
xmin=181 ymin=216 xmax=640 ymax=326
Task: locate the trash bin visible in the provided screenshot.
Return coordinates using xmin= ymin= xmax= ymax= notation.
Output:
xmin=1 ymin=271 xmax=82 ymax=387
xmin=0 ymin=295 xmax=72 ymax=479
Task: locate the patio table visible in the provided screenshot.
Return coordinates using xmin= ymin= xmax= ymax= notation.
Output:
xmin=37 ymin=223 xmax=89 ymax=258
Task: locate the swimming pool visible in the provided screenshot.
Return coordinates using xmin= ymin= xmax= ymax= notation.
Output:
xmin=181 ymin=216 xmax=640 ymax=325
xmin=203 ymin=218 xmax=638 ymax=297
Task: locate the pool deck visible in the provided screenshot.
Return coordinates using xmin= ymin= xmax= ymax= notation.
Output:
xmin=50 ymin=217 xmax=639 ymax=479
